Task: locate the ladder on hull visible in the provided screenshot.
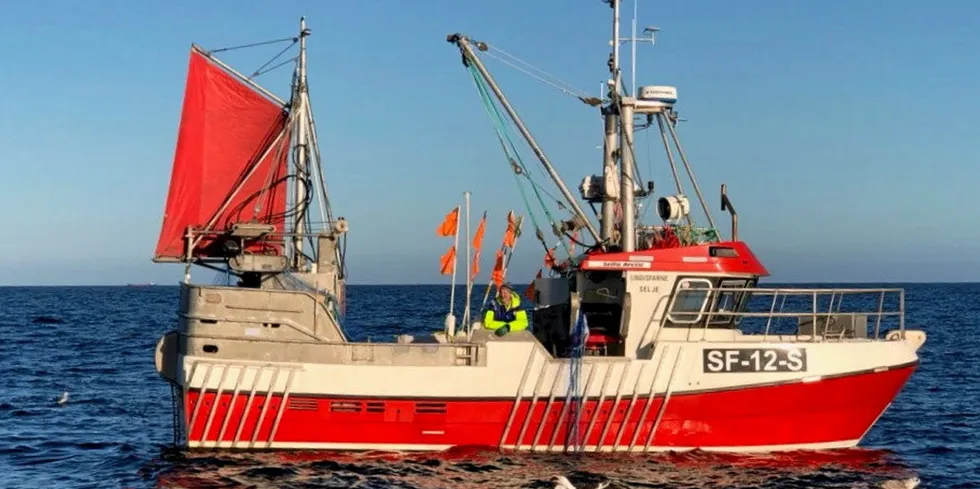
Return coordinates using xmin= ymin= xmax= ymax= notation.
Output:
xmin=180 ymin=359 xmax=302 ymax=449
xmin=497 ymin=345 xmax=687 ymax=452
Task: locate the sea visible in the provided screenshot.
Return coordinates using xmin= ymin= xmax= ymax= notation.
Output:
xmin=0 ymin=283 xmax=977 ymax=489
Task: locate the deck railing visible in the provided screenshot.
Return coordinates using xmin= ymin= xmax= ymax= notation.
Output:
xmin=664 ymin=286 xmax=906 ymax=342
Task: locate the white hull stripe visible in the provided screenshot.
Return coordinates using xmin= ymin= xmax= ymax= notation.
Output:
xmin=184 ymin=360 xmax=919 ymax=399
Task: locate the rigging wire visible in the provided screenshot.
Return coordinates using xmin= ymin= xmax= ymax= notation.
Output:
xmin=471 ymin=37 xmax=725 ymax=250
xmin=305 ymin=88 xmax=336 ymax=226
xmin=197 ymin=109 xmax=295 ymax=249
xmin=460 ymin=38 xmax=616 ymax=264
xmin=509 ymin=160 xmax=570 ymax=214
xmin=466 ymin=63 xmax=576 ymax=262
xmin=252 ymin=55 xmax=298 ymax=79
xmin=483 ymin=44 xmax=586 ymax=95
xmin=225 ymin=174 xmax=311 ymax=226
xmin=236 ymin=96 xmax=310 ymax=225
xmin=248 ymin=37 xmax=299 ymax=77
xmin=252 ymin=113 xmax=293 ymax=220
xmin=304 ymin=80 xmax=347 ymax=280
xmin=640 ymin=121 xmax=656 ymax=222
xmin=564 ymin=231 xmax=592 ymax=250
xmin=480 ymin=48 xmax=601 ymax=106
xmin=206 ymin=36 xmax=300 ymax=87
xmin=209 ymin=36 xmax=298 ymax=54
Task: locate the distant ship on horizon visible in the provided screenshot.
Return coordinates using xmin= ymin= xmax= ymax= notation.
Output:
xmin=125 ymin=282 xmax=156 ymax=287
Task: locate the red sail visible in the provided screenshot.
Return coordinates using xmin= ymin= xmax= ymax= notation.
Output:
xmin=153 ymin=48 xmax=292 ymax=262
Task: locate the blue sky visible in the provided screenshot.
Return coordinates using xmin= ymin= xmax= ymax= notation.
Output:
xmin=0 ymin=0 xmax=977 ymax=285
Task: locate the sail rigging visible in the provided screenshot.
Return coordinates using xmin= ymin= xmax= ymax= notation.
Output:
xmin=154 ymin=47 xmax=293 ymax=262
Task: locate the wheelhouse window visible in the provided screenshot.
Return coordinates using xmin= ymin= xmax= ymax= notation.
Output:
xmin=666 ymin=278 xmax=713 ymax=324
xmin=666 ymin=277 xmax=755 ymax=328
xmin=707 ymin=279 xmax=750 ymax=326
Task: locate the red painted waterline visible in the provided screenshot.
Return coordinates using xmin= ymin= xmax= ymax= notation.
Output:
xmin=183 ymin=363 xmax=916 ymax=449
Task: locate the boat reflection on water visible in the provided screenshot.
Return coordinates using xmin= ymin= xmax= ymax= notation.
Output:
xmin=149 ymin=446 xmax=919 ymax=489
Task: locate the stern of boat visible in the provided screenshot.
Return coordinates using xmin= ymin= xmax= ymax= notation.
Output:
xmin=155 ymin=330 xmax=180 ymax=384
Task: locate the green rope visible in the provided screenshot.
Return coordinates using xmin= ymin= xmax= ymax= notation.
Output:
xmin=466 ymin=64 xmax=573 ymax=259
xmin=469 ymin=69 xmax=540 ymax=229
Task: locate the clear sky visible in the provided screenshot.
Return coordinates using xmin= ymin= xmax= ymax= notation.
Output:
xmin=0 ymin=0 xmax=977 ymax=286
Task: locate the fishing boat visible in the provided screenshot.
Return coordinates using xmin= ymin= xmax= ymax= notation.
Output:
xmin=154 ymin=6 xmax=925 ymax=454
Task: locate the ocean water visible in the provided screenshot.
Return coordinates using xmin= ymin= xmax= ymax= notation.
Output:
xmin=0 ymin=282 xmax=977 ymax=489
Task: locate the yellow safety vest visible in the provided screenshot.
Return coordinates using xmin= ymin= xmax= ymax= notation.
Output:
xmin=483 ymin=293 xmax=529 ymax=332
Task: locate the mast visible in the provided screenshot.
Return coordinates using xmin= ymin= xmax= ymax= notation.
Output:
xmin=610 ymin=0 xmax=622 ymax=93
xmin=607 ymin=0 xmax=638 ymax=251
xmin=293 ymin=17 xmax=311 ymax=270
xmin=600 ymin=0 xmax=621 ymax=244
xmin=609 ymin=0 xmax=710 ymax=250
xmin=619 ymin=101 xmax=637 ymax=251
xmin=462 ymin=191 xmax=472 ymax=328
xmin=630 ymin=0 xmax=637 ymax=96
xmin=600 ymin=109 xmax=618 ymax=242
xmin=155 ymin=18 xmax=354 ymax=287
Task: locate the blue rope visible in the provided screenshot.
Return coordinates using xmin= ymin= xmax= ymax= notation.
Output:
xmin=564 ymin=310 xmax=589 ymax=452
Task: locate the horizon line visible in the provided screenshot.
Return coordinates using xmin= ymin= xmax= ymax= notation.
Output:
xmin=2 ymin=280 xmax=979 ymax=288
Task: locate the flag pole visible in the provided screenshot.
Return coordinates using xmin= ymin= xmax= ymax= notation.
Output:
xmin=445 ymin=204 xmax=461 ymax=338
xmin=462 ymin=191 xmax=472 ymax=330
xmin=481 ymin=213 xmax=524 ymax=309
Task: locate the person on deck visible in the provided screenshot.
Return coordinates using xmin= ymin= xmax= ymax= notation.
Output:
xmin=483 ymin=283 xmax=529 ymax=337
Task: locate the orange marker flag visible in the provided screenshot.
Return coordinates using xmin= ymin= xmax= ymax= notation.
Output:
xmin=544 ymin=247 xmax=557 ymax=269
xmin=491 ymin=249 xmax=506 ymax=287
xmin=439 ymin=245 xmax=457 ymax=275
xmin=436 ymin=206 xmax=460 ymax=237
xmin=470 ymin=212 xmax=487 ymax=281
xmin=502 ymin=211 xmax=518 ymax=248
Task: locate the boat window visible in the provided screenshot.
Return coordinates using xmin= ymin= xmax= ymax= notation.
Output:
xmin=707 ymin=279 xmax=750 ymax=325
xmin=667 ymin=278 xmax=713 ymax=324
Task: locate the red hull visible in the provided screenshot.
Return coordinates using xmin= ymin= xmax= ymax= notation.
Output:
xmin=184 ymin=363 xmax=916 ymax=450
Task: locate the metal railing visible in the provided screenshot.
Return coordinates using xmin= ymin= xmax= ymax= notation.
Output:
xmin=663 ymin=286 xmax=906 ymax=342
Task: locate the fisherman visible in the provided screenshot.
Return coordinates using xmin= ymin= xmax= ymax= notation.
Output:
xmin=483 ymin=283 xmax=529 ymax=336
